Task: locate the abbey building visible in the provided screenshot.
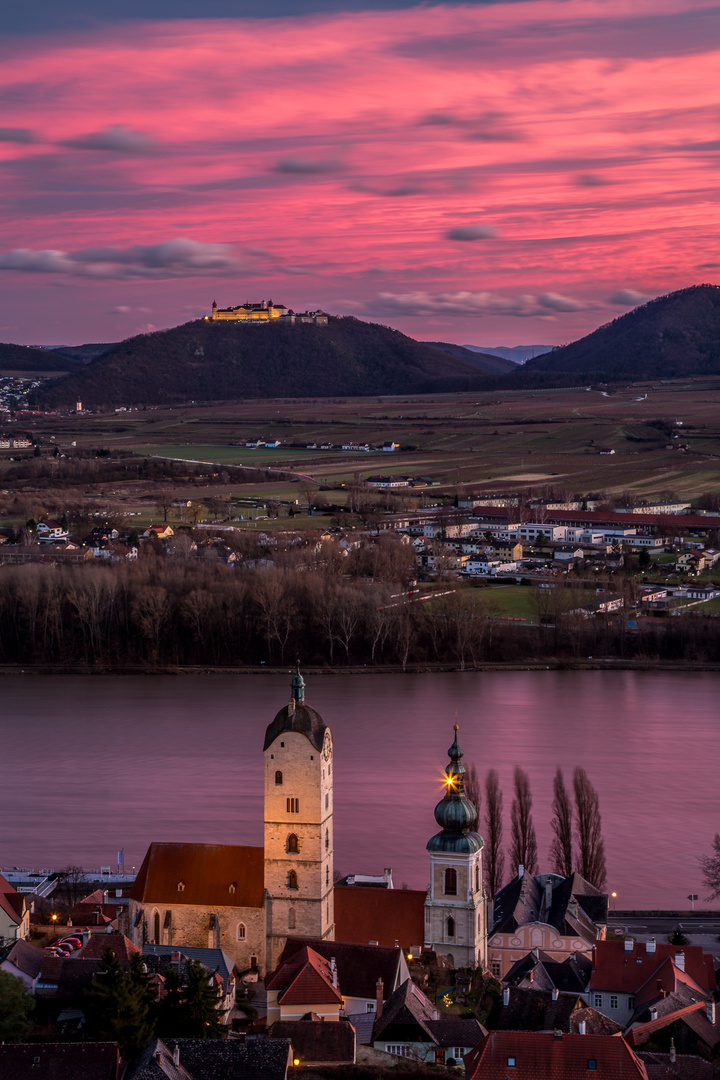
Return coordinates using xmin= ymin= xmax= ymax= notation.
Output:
xmin=124 ymin=672 xmax=487 ymax=977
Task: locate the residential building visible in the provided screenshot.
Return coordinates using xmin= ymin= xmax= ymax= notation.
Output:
xmin=589 ymin=940 xmax=716 ymax=1027
xmin=127 ymin=1038 xmax=292 ymax=1080
xmin=424 ymin=726 xmax=486 ymax=970
xmin=487 ymin=870 xmax=607 ymax=979
xmin=0 ymin=1043 xmax=121 ymax=1080
xmin=35 ymin=519 xmax=69 ymax=544
xmin=0 ymin=871 xmax=30 ymax=945
xmin=626 ymin=999 xmax=719 ymax=1060
xmin=464 ymin=1031 xmax=650 ymax=1080
xmin=0 ymin=939 xmax=45 ymax=991
xmin=269 ymin=1018 xmax=357 ymax=1064
xmin=492 ymin=985 xmax=591 ymax=1033
xmin=382 ymin=441 xmax=399 ymax=452
xmin=372 ymin=978 xmax=485 ymax=1064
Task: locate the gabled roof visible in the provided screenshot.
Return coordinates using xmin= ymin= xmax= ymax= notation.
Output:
xmin=3 ymin=939 xmax=45 ymax=979
xmin=142 ymin=944 xmax=237 ymax=992
xmin=504 ymin=949 xmax=591 ymax=994
xmin=637 ymin=1050 xmax=713 ymax=1080
xmin=130 ymin=842 xmax=264 ymax=909
xmin=334 ymin=884 xmax=425 ymax=949
xmin=129 ymin=1037 xmax=292 ymax=1080
xmin=36 ymin=957 xmax=104 ymax=997
xmin=269 ymin=1018 xmax=356 ymax=1063
xmin=266 ymin=945 xmax=342 ymax=1006
xmin=626 ymin=1002 xmax=711 ymax=1048
xmin=425 ymin=1018 xmax=487 ymax=1048
xmin=491 ymin=872 xmax=604 ymax=944
xmin=464 ymin=1031 xmax=649 ymax=1080
xmin=591 ymin=942 xmax=715 ymax=997
xmin=0 ymin=872 xmax=24 ymax=925
xmin=77 ymin=933 xmax=140 ymax=965
xmin=372 ymin=978 xmax=438 ymax=1044
xmin=569 ymin=1007 xmax=623 ymax=1036
xmin=629 ymin=983 xmax=707 ymax=1025
xmin=278 ymin=937 xmax=407 ymax=1001
xmin=494 ymin=986 xmax=584 ymax=1032
xmin=0 ymin=1042 xmax=120 ymax=1080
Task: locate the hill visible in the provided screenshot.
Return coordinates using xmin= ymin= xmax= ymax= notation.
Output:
xmin=50 ymin=342 xmax=118 ymax=363
xmin=464 ymin=344 xmax=552 ymax=363
xmin=29 ymin=316 xmax=490 ymax=408
xmin=420 ymin=341 xmax=515 ymax=374
xmin=0 ymin=342 xmax=83 ymax=372
xmin=524 ymin=285 xmax=720 ymax=381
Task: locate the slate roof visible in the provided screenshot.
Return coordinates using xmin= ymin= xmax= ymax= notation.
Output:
xmin=4 ymin=939 xmax=45 ymax=978
xmin=637 ymin=1051 xmax=713 ymax=1080
xmin=266 ymin=945 xmax=342 ymax=1006
xmin=464 ymin=1031 xmax=649 ymax=1080
xmin=142 ymin=944 xmax=237 ymax=992
xmin=627 ymin=1002 xmax=720 ymax=1053
xmin=569 ymin=1006 xmax=623 ymax=1036
xmin=490 ymin=872 xmax=605 ymax=944
xmin=372 ymin=977 xmax=438 ymax=1044
xmin=263 ymin=702 xmax=327 ymax=752
xmin=78 ymin=932 xmax=140 ymax=964
xmin=278 ymin=937 xmax=407 ymax=1001
xmin=345 ymin=1013 xmax=376 ymax=1045
xmin=590 ymin=942 xmax=715 ymax=997
xmin=425 ymin=1018 xmax=486 ymax=1047
xmin=629 ymin=984 xmax=708 ymax=1025
xmin=0 ymin=1041 xmax=120 ymax=1080
xmin=168 ymin=1037 xmax=292 ymax=1080
xmin=493 ymin=986 xmax=586 ymax=1032
xmin=131 ymin=842 xmax=264 ymax=909
xmin=269 ymin=1018 xmax=356 ymax=1063
xmin=504 ymin=949 xmax=591 ymax=993
xmin=334 ymin=885 xmax=426 ymax=949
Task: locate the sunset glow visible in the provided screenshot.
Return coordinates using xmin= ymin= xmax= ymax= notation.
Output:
xmin=2 ymin=0 xmax=719 ymax=343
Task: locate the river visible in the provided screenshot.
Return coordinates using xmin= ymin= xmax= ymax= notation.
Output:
xmin=2 ymin=670 xmax=718 ymax=909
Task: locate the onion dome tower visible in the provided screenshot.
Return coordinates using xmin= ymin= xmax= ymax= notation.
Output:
xmin=424 ymin=726 xmax=487 ymax=970
xmin=263 ymin=665 xmax=334 ymax=968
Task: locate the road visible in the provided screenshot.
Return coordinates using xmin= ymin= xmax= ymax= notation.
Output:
xmin=608 ymin=912 xmax=720 ymax=958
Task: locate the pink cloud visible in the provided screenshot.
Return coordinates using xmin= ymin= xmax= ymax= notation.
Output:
xmin=0 ymin=0 xmax=718 ymax=342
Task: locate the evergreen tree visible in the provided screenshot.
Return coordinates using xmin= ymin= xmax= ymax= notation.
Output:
xmin=484 ymin=769 xmax=505 ymax=897
xmin=83 ymin=948 xmax=154 ymax=1062
xmin=181 ymin=960 xmax=226 ymax=1038
xmin=0 ymin=969 xmax=34 ymax=1042
xmin=155 ymin=965 xmax=186 ymax=1038
xmin=509 ymin=767 xmax=538 ymax=877
xmin=549 ymin=768 xmax=573 ymax=877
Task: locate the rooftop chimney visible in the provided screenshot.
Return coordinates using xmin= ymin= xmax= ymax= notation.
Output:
xmin=647 ymin=938 xmax=656 ymax=953
xmin=384 ymin=868 xmax=393 ymax=888
xmin=376 ymin=978 xmax=384 ymax=1018
xmin=553 ymin=1029 xmax=562 ymax=1041
xmin=624 ymin=938 xmax=634 ymax=952
xmin=707 ymin=1001 xmax=716 ymax=1025
xmin=503 ymin=987 xmax=510 ymax=1007
xmin=330 ymin=957 xmax=338 ymax=988
xmin=650 ymin=1007 xmax=658 ymax=1021
xmin=518 ymin=864 xmax=524 ymax=879
xmin=552 ymin=988 xmax=559 ymax=1001
xmin=669 ymin=1038 xmax=676 ymax=1064
xmin=675 ymin=951 xmax=685 ymax=972
xmin=578 ymin=1020 xmax=586 ymax=1035
xmin=173 ymin=1045 xmax=180 ymax=1067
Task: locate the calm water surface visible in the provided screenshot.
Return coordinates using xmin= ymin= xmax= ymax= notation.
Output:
xmin=1 ymin=671 xmax=718 ymax=909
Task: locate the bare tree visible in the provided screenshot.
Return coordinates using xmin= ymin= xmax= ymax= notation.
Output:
xmin=549 ymin=769 xmax=573 ymax=877
xmin=465 ymin=763 xmax=481 ymax=832
xmin=699 ymin=833 xmax=720 ymax=900
xmin=484 ymin=769 xmax=505 ymax=897
xmin=509 ymin=767 xmax=538 ymax=877
xmin=156 ymin=485 xmax=174 ymax=524
xmin=573 ymin=767 xmax=607 ymax=890
xmin=55 ymin=864 xmax=90 ymax=908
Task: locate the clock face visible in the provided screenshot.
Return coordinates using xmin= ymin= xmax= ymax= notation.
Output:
xmin=322 ymin=731 xmax=332 ymax=761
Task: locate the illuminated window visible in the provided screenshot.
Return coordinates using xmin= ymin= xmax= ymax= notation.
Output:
xmin=287 ymin=834 xmax=299 ymax=853
xmin=275 ymin=770 xmax=283 ymax=785
xmin=444 ymin=868 xmax=457 ymax=895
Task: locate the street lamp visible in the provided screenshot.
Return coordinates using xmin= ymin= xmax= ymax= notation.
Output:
xmin=611 ymin=892 xmax=617 ymax=911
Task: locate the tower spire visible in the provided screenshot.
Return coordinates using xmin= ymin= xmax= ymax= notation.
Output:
xmin=427 ymin=723 xmax=481 ymax=851
xmin=291 ymin=661 xmax=305 ymax=703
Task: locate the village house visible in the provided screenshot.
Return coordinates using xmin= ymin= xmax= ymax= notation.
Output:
xmin=371 ymin=978 xmax=485 ymax=1064
xmin=464 ymin=1031 xmax=650 ymax=1080
xmin=0 ymin=871 xmax=30 ymax=945
xmin=35 ymin=519 xmax=69 ymax=544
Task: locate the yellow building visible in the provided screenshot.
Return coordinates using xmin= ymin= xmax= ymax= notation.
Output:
xmin=209 ymin=300 xmax=328 ymax=325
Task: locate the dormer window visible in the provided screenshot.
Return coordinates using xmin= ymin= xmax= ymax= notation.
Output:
xmin=229 ymin=882 xmax=236 ymax=894
xmin=177 ymin=880 xmax=185 ymax=892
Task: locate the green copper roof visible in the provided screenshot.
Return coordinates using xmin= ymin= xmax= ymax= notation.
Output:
xmin=426 ymin=724 xmax=484 ymax=854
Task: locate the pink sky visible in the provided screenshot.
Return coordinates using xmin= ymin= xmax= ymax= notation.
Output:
xmin=1 ymin=0 xmax=718 ymax=345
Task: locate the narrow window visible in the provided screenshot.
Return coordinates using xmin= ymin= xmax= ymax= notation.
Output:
xmin=325 ymin=828 xmax=329 ymax=851
xmin=326 ymin=866 xmax=330 ymax=885
xmin=288 ymin=870 xmax=298 ymax=890
xmin=237 ymin=922 xmax=246 ymax=941
xmin=325 ymin=792 xmax=329 ymax=809
xmin=447 ymin=916 xmax=455 ymax=938
xmin=275 ymin=770 xmax=283 ymax=785
xmin=286 ymin=797 xmax=299 ymax=813
xmin=444 ymin=867 xmax=457 ymax=896
xmin=288 ymin=907 xmax=296 ymax=929
xmin=478 ymin=913 xmax=483 ymax=932
xmin=475 ymin=864 xmax=480 ymax=892
xmin=287 ymin=833 xmax=299 ymax=853
xmin=153 ymin=910 xmax=160 ymax=944
xmin=610 ymin=995 xmax=618 ymax=1010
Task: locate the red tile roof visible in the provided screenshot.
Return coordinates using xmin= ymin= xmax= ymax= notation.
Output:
xmin=590 ymin=942 xmax=715 ymax=996
xmin=77 ymin=932 xmax=140 ymax=965
xmin=464 ymin=1031 xmax=649 ymax=1080
xmin=626 ymin=1003 xmax=708 ymax=1047
xmin=0 ymin=872 xmax=24 ymax=925
xmin=266 ymin=945 xmax=342 ymax=1006
xmin=334 ymin=885 xmax=425 ymax=949
xmin=131 ymin=842 xmax=264 ymax=909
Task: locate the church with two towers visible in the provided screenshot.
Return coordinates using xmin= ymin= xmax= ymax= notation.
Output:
xmin=126 ymin=670 xmax=486 ymax=973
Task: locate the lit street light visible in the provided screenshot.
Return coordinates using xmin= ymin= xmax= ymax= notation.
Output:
xmin=611 ymin=891 xmax=617 ymax=911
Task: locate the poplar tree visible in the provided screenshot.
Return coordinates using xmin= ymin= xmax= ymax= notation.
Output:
xmin=549 ymin=768 xmax=573 ymax=877
xmin=484 ymin=769 xmax=505 ymax=897
xmin=699 ymin=833 xmax=720 ymax=900
xmin=573 ymin=767 xmax=607 ymax=890
xmin=465 ymin=762 xmax=481 ymax=832
xmin=509 ymin=767 xmax=538 ymax=877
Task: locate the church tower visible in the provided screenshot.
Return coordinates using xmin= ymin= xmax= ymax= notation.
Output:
xmin=424 ymin=726 xmax=487 ymax=970
xmin=264 ymin=666 xmax=334 ymax=969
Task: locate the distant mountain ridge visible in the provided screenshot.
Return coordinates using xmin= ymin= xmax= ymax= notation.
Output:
xmin=420 ymin=341 xmax=515 ymax=374
xmin=0 ymin=342 xmax=83 ymax=372
xmin=463 ymin=344 xmax=553 ymax=363
xmin=29 ymin=316 xmax=492 ymax=408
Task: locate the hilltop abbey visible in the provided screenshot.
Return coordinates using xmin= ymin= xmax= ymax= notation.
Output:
xmin=125 ymin=669 xmax=487 ymax=974
xmin=207 ymin=299 xmax=329 ymax=325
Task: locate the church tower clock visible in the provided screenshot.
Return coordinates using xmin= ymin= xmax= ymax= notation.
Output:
xmin=264 ymin=666 xmax=334 ymax=968
xmin=424 ymin=726 xmax=487 ymax=970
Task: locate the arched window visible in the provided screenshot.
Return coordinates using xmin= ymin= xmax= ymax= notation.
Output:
xmin=287 ymin=833 xmax=299 ymax=854
xmin=275 ymin=770 xmax=283 ymax=785
xmin=153 ymin=910 xmax=160 ymax=944
xmin=237 ymin=922 xmax=246 ymax=941
xmin=444 ymin=868 xmax=458 ymax=896
xmin=288 ymin=870 xmax=298 ymax=890
xmin=325 ymin=828 xmax=329 ymax=851
xmin=288 ymin=907 xmax=296 ymax=930
xmin=447 ymin=916 xmax=455 ymax=938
